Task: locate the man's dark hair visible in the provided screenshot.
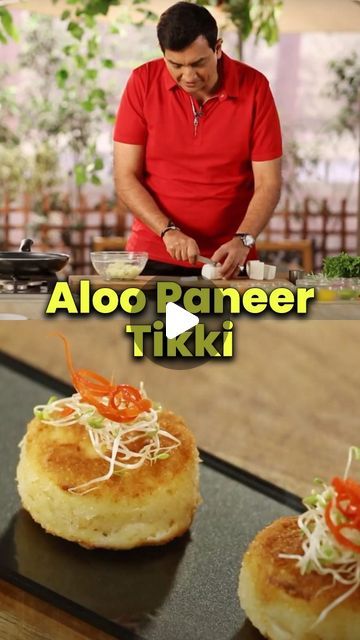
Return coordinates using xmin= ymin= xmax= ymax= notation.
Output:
xmin=157 ymin=2 xmax=218 ymax=52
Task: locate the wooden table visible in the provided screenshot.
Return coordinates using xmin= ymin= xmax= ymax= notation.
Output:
xmin=68 ymin=274 xmax=291 ymax=292
xmin=0 ymin=579 xmax=114 ymax=640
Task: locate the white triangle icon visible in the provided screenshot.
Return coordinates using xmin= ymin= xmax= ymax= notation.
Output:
xmin=165 ymin=302 xmax=199 ymax=339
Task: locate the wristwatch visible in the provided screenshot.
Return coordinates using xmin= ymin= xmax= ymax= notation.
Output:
xmin=234 ymin=233 xmax=256 ymax=248
xmin=160 ymin=221 xmax=181 ymax=238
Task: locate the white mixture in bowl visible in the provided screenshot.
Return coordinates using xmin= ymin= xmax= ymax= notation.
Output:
xmin=105 ymin=262 xmax=142 ymax=280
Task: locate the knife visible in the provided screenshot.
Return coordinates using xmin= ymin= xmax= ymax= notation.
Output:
xmin=197 ymin=255 xmax=216 ymax=265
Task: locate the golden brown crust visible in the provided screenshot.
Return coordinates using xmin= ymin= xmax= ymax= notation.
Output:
xmin=243 ymin=516 xmax=360 ymax=610
xmin=18 ymin=408 xmax=200 ymax=549
xmin=25 ymin=410 xmax=196 ymax=498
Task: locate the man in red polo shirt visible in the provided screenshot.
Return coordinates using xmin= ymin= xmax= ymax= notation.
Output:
xmin=114 ymin=2 xmax=282 ymax=278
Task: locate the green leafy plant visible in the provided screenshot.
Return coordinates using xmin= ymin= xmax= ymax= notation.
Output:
xmin=0 ymin=6 xmax=19 ymax=44
xmin=326 ymin=52 xmax=360 ymax=136
xmin=0 ymin=71 xmax=31 ymax=198
xmin=53 ymin=0 xmax=283 ymax=55
xmin=2 ymin=14 xmax=119 ymax=194
xmin=323 ymin=253 xmax=360 ymax=278
xmin=2 ymin=0 xmax=156 ymax=156
xmin=325 ymin=51 xmax=360 ymax=252
xmin=208 ymin=0 xmax=283 ymax=58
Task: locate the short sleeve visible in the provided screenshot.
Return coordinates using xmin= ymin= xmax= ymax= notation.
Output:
xmin=251 ymin=75 xmax=282 ymax=161
xmin=113 ymin=69 xmax=147 ymax=145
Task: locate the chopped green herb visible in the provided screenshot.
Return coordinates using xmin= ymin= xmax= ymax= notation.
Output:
xmin=323 ymin=253 xmax=360 ymax=278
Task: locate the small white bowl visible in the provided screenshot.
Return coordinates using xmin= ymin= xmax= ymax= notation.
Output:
xmin=90 ymin=252 xmax=148 ymax=280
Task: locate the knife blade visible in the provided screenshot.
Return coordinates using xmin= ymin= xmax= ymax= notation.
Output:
xmin=197 ymin=255 xmax=216 ymax=265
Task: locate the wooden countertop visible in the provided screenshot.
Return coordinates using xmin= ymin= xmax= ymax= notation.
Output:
xmin=0 ymin=579 xmax=115 ymax=640
xmin=1 ymin=318 xmax=360 ymax=638
xmin=68 ymin=274 xmax=292 ymax=292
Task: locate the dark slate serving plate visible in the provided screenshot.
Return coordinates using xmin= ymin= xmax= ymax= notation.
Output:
xmin=0 ymin=351 xmax=302 ymax=640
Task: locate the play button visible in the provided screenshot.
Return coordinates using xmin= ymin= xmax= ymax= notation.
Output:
xmin=165 ymin=302 xmax=199 ymax=339
xmin=125 ymin=276 xmax=233 ymax=370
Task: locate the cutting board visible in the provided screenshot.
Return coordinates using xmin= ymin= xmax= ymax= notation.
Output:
xmin=68 ymin=275 xmax=291 ymax=293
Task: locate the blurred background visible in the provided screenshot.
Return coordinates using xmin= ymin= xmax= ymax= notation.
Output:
xmin=1 ymin=0 xmax=360 ymax=274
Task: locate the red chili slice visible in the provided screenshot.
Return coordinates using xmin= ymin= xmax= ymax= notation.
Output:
xmin=324 ymin=477 xmax=360 ymax=554
xmin=332 ymin=477 xmax=360 ymax=524
xmin=56 ymin=334 xmax=152 ymax=423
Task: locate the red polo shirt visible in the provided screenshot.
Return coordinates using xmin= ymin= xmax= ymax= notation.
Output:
xmin=114 ymin=52 xmax=282 ymax=266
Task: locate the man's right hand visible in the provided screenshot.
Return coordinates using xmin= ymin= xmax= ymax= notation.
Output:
xmin=162 ymin=230 xmax=200 ymax=264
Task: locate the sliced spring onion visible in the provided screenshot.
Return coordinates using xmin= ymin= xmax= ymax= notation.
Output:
xmin=88 ymin=417 xmax=104 ymax=429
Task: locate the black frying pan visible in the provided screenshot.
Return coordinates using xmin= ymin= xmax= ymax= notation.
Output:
xmin=0 ymin=239 xmax=70 ymax=276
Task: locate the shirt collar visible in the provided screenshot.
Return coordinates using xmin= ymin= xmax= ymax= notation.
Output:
xmin=162 ymin=51 xmax=240 ymax=98
xmin=163 ymin=61 xmax=178 ymax=91
xmin=218 ymin=52 xmax=240 ymax=99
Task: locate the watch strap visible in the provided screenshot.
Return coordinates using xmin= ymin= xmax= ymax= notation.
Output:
xmin=160 ymin=222 xmax=181 ymax=238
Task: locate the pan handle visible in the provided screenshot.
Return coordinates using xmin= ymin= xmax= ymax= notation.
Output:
xmin=19 ymin=238 xmax=34 ymax=253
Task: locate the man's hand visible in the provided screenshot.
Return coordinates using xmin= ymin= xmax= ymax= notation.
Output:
xmin=162 ymin=230 xmax=200 ymax=264
xmin=211 ymin=237 xmax=249 ymax=279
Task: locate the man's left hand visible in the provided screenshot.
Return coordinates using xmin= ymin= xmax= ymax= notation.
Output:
xmin=211 ymin=238 xmax=250 ymax=280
